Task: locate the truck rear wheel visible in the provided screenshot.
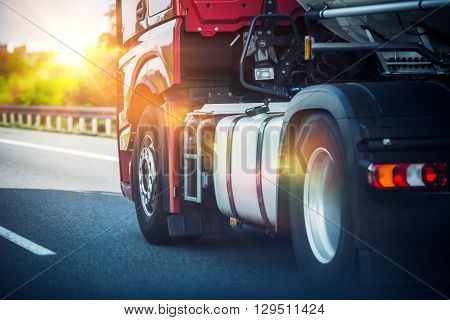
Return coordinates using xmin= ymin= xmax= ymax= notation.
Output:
xmin=132 ymin=106 xmax=170 ymax=244
xmin=289 ymin=112 xmax=357 ymax=294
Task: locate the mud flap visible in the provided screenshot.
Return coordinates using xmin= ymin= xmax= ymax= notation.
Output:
xmin=167 ymin=213 xmax=203 ymax=237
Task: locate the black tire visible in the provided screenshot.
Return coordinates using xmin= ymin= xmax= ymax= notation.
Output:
xmin=132 ymin=106 xmax=170 ymax=244
xmin=288 ymin=112 xmax=358 ymax=294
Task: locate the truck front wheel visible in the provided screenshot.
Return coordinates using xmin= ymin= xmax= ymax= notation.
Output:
xmin=132 ymin=106 xmax=170 ymax=244
xmin=289 ymin=112 xmax=357 ymax=293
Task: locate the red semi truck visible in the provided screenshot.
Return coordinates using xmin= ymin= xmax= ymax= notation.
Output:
xmin=116 ymin=0 xmax=450 ymax=291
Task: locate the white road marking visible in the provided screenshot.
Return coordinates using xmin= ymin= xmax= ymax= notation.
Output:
xmin=0 ymin=138 xmax=118 ymax=162
xmin=98 ymin=192 xmax=123 ymax=197
xmin=0 ymin=225 xmax=56 ymax=256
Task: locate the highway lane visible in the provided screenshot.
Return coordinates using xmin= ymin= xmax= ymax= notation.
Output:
xmin=0 ymin=127 xmax=445 ymax=299
xmin=0 ymin=127 xmax=308 ymax=299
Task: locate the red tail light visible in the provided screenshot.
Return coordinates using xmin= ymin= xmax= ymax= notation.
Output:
xmin=422 ymin=163 xmax=447 ymax=187
xmin=392 ymin=164 xmax=409 ymax=187
xmin=368 ymin=162 xmax=448 ymax=189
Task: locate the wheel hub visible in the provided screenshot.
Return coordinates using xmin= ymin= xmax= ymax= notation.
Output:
xmin=139 ymin=136 xmax=157 ymax=217
xmin=303 ymin=147 xmax=342 ymax=264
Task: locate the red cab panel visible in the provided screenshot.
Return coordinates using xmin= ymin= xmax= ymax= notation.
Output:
xmin=181 ymin=0 xmax=303 ymax=36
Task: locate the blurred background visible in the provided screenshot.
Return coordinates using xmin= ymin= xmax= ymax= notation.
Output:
xmin=0 ymin=0 xmax=119 ymax=108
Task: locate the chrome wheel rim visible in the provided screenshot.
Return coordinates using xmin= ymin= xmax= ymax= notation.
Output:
xmin=303 ymin=147 xmax=342 ymax=264
xmin=139 ymin=135 xmax=157 ymax=217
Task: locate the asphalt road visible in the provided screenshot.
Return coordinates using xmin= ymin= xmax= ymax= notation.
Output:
xmin=0 ymin=127 xmax=446 ymax=299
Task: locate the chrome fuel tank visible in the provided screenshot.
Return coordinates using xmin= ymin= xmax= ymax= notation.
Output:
xmin=213 ymin=113 xmax=284 ymax=229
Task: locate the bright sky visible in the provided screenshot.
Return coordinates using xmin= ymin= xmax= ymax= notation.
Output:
xmin=0 ymin=0 xmax=112 ymax=54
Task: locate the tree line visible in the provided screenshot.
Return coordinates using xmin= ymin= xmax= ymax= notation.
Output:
xmin=0 ymin=4 xmax=120 ymax=107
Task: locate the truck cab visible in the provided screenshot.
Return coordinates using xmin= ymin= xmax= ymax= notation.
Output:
xmin=116 ymin=0 xmax=450 ymax=292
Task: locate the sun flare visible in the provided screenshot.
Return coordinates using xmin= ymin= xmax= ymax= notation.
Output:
xmin=55 ymin=45 xmax=86 ymax=66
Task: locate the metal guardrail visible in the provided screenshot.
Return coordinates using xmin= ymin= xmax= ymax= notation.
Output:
xmin=0 ymin=106 xmax=116 ymax=136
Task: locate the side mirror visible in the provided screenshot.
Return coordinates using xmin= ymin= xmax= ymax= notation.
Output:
xmin=136 ymin=0 xmax=147 ymax=22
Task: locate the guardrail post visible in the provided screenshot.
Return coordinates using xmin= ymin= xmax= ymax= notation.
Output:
xmin=10 ymin=113 xmax=15 ymax=124
xmin=27 ymin=114 xmax=32 ymax=127
xmin=91 ymin=118 xmax=98 ymax=135
xmin=67 ymin=116 xmax=73 ymax=132
xmin=18 ymin=113 xmax=23 ymax=125
xmin=79 ymin=117 xmax=85 ymax=133
xmin=105 ymin=118 xmax=112 ymax=136
xmin=56 ymin=116 xmax=62 ymax=131
xmin=35 ymin=114 xmax=41 ymax=127
xmin=2 ymin=112 xmax=6 ymax=124
xmin=46 ymin=115 xmax=51 ymax=130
